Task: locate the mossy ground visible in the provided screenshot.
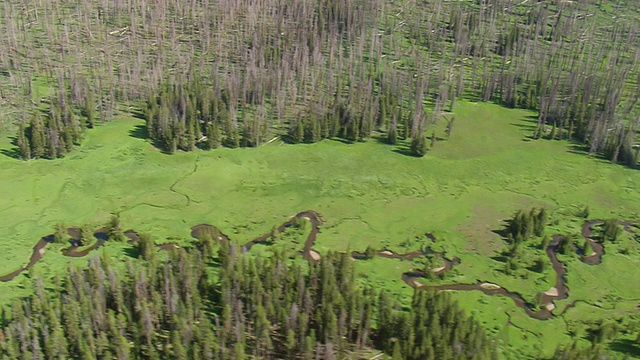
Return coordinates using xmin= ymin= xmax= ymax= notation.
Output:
xmin=1 ymin=101 xmax=639 ymax=358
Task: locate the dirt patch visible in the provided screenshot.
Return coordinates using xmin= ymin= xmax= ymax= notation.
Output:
xmin=480 ymin=282 xmax=501 ymax=290
xmin=309 ymin=250 xmax=320 ymax=261
xmin=544 ymin=287 xmax=559 ymax=297
xmin=157 ymin=243 xmax=180 ymax=251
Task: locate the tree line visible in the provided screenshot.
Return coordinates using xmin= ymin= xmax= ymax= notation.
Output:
xmin=2 ymin=0 xmax=639 ymax=163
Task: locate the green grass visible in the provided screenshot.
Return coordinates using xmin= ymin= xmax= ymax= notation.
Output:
xmin=1 ymin=101 xmax=640 ymax=358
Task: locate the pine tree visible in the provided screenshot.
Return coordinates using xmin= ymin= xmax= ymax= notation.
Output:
xmin=54 ymin=223 xmax=67 ymax=244
xmin=582 ymin=239 xmax=594 ymax=256
xmin=16 ymin=122 xmax=31 ymax=160
xmin=535 ymin=208 xmax=547 ymax=237
xmin=206 ymin=123 xmax=221 ymax=149
xmin=292 ymin=120 xmax=305 ymax=144
xmin=541 ymin=235 xmax=551 ymax=250
xmin=559 ymin=234 xmax=574 ymax=254
xmin=137 ymin=233 xmax=156 ymax=261
xmin=536 ymin=255 xmax=547 ymax=273
xmin=29 ymin=111 xmax=46 ymax=159
xmin=106 ymin=214 xmax=124 ymax=242
xmin=411 ymin=135 xmax=427 ymax=157
xmin=445 ymin=117 xmax=454 ymax=139
xmin=603 ymin=219 xmax=622 ymax=242
xmin=80 ymin=224 xmax=94 ymax=245
xmin=387 ymin=123 xmax=398 ymax=145
xmin=270 ymin=226 xmax=279 ymax=244
xmin=84 ymin=90 xmax=96 ymax=128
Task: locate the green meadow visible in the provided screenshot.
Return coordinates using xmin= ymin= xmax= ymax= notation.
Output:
xmin=1 ymin=101 xmax=639 ymax=358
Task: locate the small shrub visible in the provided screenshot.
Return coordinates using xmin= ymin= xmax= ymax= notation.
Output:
xmin=53 ymin=223 xmax=67 ymax=244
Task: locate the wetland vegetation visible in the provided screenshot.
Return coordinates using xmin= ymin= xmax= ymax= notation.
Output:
xmin=1 ymin=0 xmax=640 ymax=358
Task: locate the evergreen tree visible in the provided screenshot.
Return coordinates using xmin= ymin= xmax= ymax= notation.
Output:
xmin=558 ymin=234 xmax=574 ymax=255
xmin=80 ymin=224 xmax=94 ymax=245
xmin=410 ymin=135 xmax=427 ymax=157
xmin=28 ymin=111 xmax=46 ymax=159
xmin=54 ymin=223 xmax=67 ymax=244
xmin=602 ymin=219 xmax=622 ymax=242
xmin=582 ymin=239 xmax=594 ymax=256
xmin=106 ymin=214 xmax=124 ymax=242
xmin=16 ymin=122 xmax=31 ymax=160
xmin=270 ymin=226 xmax=279 ymax=244
xmin=445 ymin=117 xmax=454 ymax=140
xmin=84 ymin=90 xmax=96 ymax=128
xmin=137 ymin=233 xmax=156 ymax=261
xmin=292 ymin=120 xmax=305 ymax=144
xmin=387 ymin=123 xmax=397 ymax=145
xmin=534 ymin=208 xmax=547 ymax=237
xmin=541 ymin=235 xmax=551 ymax=250
xmin=206 ymin=123 xmax=221 ymax=149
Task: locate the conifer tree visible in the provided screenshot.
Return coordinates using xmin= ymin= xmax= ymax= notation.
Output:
xmin=387 ymin=122 xmax=398 ymax=145
xmin=28 ymin=111 xmax=46 ymax=159
xmin=106 ymin=214 xmax=124 ymax=242
xmin=582 ymin=239 xmax=594 ymax=256
xmin=535 ymin=208 xmax=547 ymax=237
xmin=136 ymin=233 xmax=155 ymax=260
xmin=292 ymin=120 xmax=305 ymax=144
xmin=411 ymin=134 xmax=427 ymax=157
xmin=84 ymin=90 xmax=96 ymax=128
xmin=16 ymin=122 xmax=31 ymax=160
xmin=54 ymin=223 xmax=67 ymax=244
xmin=445 ymin=117 xmax=454 ymax=140
xmin=541 ymin=235 xmax=551 ymax=250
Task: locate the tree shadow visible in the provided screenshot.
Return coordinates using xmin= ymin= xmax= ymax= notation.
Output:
xmin=328 ymin=137 xmax=354 ymax=145
xmin=0 ymin=136 xmax=23 ymax=160
xmin=566 ymin=140 xmax=590 ymax=155
xmin=609 ymin=339 xmax=640 ymax=357
xmin=123 ymin=246 xmax=140 ymax=259
xmin=511 ymin=122 xmax=537 ymax=131
xmin=491 ymin=224 xmax=510 ymax=239
xmin=374 ymin=136 xmax=393 ymax=145
xmin=526 ymin=263 xmax=544 ymax=273
xmin=130 ymin=107 xmax=146 ymax=120
xmin=392 ymin=147 xmax=417 ymax=157
xmin=566 ymin=141 xmax=634 ymax=167
xmin=128 ymin=124 xmax=148 ymax=140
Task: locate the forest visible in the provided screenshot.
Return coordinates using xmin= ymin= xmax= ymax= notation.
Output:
xmin=0 ymin=234 xmax=499 ymax=359
xmin=0 ymin=0 xmax=639 ymax=161
xmin=1 ymin=0 xmax=640 ymax=359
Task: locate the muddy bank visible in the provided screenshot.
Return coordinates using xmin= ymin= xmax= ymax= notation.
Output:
xmin=190 ymin=210 xmax=323 ymax=261
xmin=0 ymin=236 xmax=51 ymax=282
xmin=401 ymin=233 xmax=569 ymax=320
xmin=2 ymin=213 xmax=638 ymax=322
xmin=351 ymin=243 xmax=461 ymax=276
xmin=403 ymin=220 xmax=638 ymax=320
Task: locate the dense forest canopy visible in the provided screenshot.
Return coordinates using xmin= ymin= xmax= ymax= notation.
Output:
xmin=0 ymin=0 xmax=639 ymax=161
xmin=0 ymin=241 xmax=498 ymax=359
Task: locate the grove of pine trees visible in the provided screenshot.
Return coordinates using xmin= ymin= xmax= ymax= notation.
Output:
xmin=0 ymin=241 xmax=497 ymax=359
